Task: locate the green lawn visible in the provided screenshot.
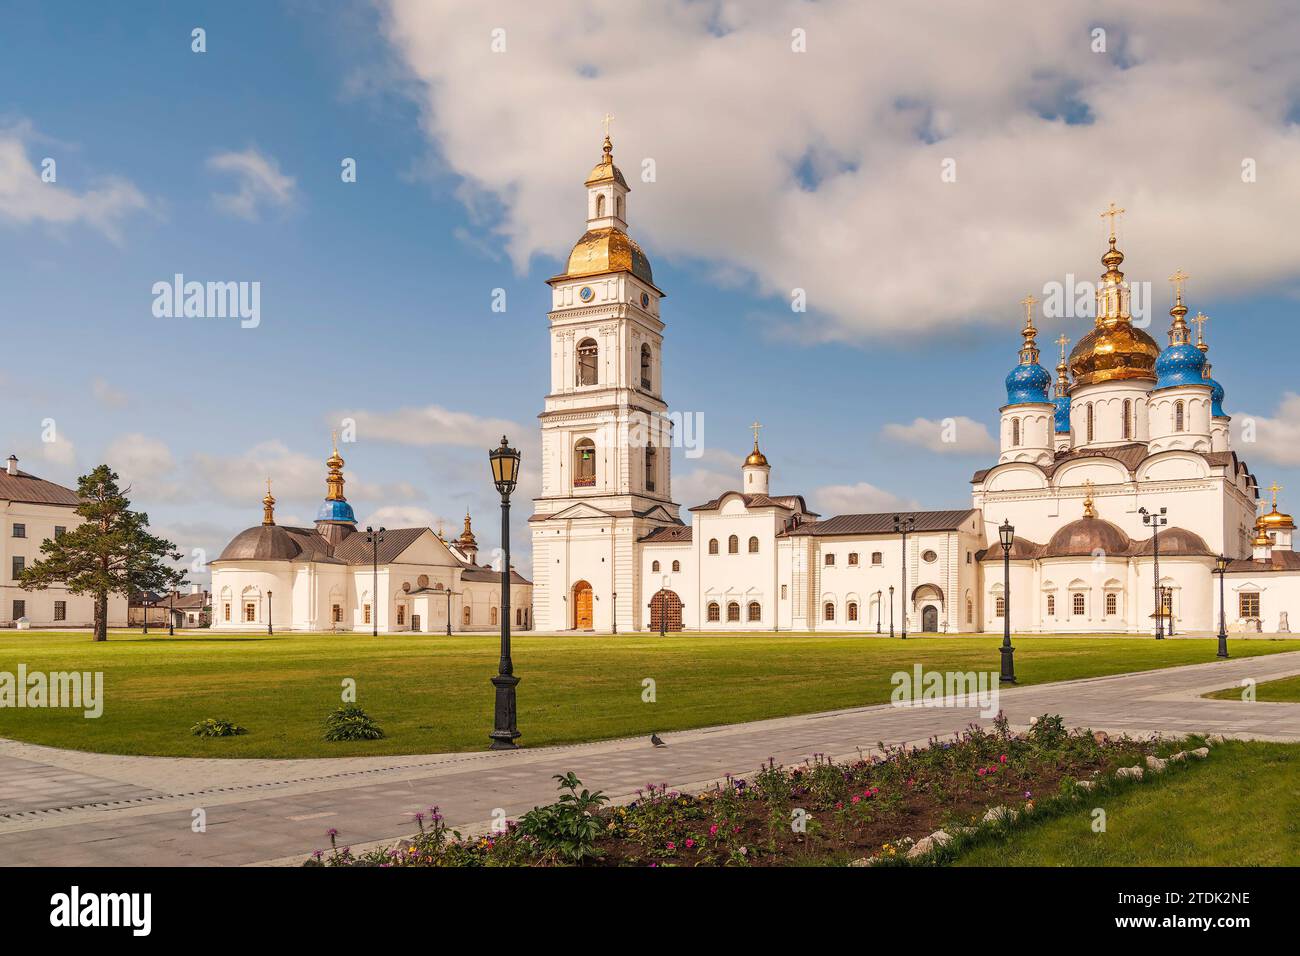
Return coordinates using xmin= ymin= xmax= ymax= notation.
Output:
xmin=953 ymin=741 xmax=1300 ymax=865
xmin=0 ymin=631 xmax=1296 ymax=759
xmin=1206 ymin=674 xmax=1300 ymax=703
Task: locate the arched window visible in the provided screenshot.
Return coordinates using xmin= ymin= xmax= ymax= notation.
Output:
xmin=672 ymin=560 xmax=680 ymax=572
xmin=616 ymin=195 xmax=623 ymax=220
xmin=747 ymin=601 xmax=761 ymax=621
xmin=577 ymin=338 xmax=599 ymax=386
xmin=596 ymin=193 xmax=606 ymax=218
xmin=995 ymin=596 xmax=1005 ymax=618
xmin=463 ymin=606 xmax=472 ymax=626
xmin=651 ymin=560 xmax=660 ymax=572
xmin=1072 ymin=593 xmax=1086 ymax=615
xmin=847 ymin=552 xmax=859 ymax=565
xmin=727 ymin=602 xmax=740 ymax=622
xmin=1086 ymin=403 xmax=1094 ymax=442
xmin=645 ymin=443 xmax=656 ymax=492
xmin=848 ymin=602 xmax=859 ymax=622
xmin=1105 ymin=593 xmax=1117 ymax=615
xmin=1175 ymin=400 xmax=1185 ymax=432
xmin=640 ymin=344 xmax=652 ymax=390
xmin=396 ymin=605 xmax=405 ymax=626
xmin=708 ymin=538 xmax=719 ymax=555
xmin=1046 ymin=594 xmax=1055 ymax=616
xmin=728 ymin=535 xmax=739 ymax=554
xmin=707 ymin=601 xmax=720 ymax=622
xmin=1011 ymin=417 xmax=1021 ymax=447
xmin=490 ymin=607 xmax=498 ymax=625
xmin=966 ymin=598 xmax=973 ymax=624
xmin=871 ymin=552 xmax=882 ymax=565
xmin=825 ymin=553 xmax=835 ymax=566
xmin=824 ymin=602 xmax=836 ymax=621
xmin=363 ymin=604 xmax=372 ymax=624
xmin=574 ymin=438 xmax=596 ymax=487
xmin=748 ymin=536 xmax=760 ymax=553
xmin=1122 ymin=399 xmax=1132 ymax=439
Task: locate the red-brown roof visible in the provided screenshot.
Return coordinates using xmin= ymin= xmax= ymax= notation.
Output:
xmin=0 ymin=469 xmax=81 ymax=507
xmin=783 ymin=508 xmax=976 ymax=537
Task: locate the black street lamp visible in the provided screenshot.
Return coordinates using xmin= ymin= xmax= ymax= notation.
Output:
xmin=998 ymin=518 xmax=1016 ymax=684
xmin=488 ymin=436 xmax=522 ymax=750
xmin=1139 ymin=506 xmax=1168 ymax=639
xmin=1214 ymin=554 xmax=1230 ymax=658
xmin=612 ymin=591 xmax=618 ymax=635
xmin=1163 ymin=586 xmax=1174 ymax=637
xmin=168 ymin=589 xmax=176 ymax=636
xmin=893 ymin=514 xmax=915 ymax=639
xmin=876 ymin=589 xmax=882 ymax=634
xmin=266 ymin=589 xmax=273 ymax=636
xmin=444 ymin=586 xmax=459 ymax=637
xmin=365 ymin=526 xmax=385 ymax=637
xmin=141 ymin=591 xmax=150 ymax=634
xmin=888 ymin=585 xmax=895 ymax=638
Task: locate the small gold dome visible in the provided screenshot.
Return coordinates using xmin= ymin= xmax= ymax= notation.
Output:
xmin=563 ymin=227 xmax=654 ymax=284
xmin=1258 ymin=508 xmax=1295 ymax=531
xmin=744 ymin=445 xmax=769 ymax=467
xmin=584 ymin=134 xmax=628 ymax=188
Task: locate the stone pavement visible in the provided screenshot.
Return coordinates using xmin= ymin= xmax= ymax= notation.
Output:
xmin=1 ymin=651 xmax=1297 ymax=866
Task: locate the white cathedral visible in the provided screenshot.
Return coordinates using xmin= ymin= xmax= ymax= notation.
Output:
xmin=530 ymin=134 xmax=1300 ymax=636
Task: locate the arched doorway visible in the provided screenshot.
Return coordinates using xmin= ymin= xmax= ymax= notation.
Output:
xmin=573 ymin=580 xmax=594 ymax=630
xmin=922 ymin=604 xmax=939 ymax=632
xmin=649 ymin=589 xmax=683 ymax=632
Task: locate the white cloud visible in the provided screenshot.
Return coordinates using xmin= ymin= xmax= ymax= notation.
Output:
xmin=1238 ymin=393 xmax=1300 ymax=467
xmin=378 ymin=1 xmax=1300 ymax=342
xmin=340 ymin=404 xmax=523 ymax=449
xmin=92 ymin=377 xmax=128 ymax=409
xmin=39 ymin=434 xmax=77 ymax=468
xmin=882 ymin=416 xmax=998 ymax=455
xmin=105 ymin=433 xmax=184 ymax=502
xmin=360 ymin=505 xmax=445 ymax=529
xmin=0 ymin=121 xmax=149 ymax=240
xmin=671 ymin=447 xmax=741 ymax=508
xmin=207 ymin=148 xmax=296 ymax=220
xmin=812 ymin=482 xmax=917 ymax=516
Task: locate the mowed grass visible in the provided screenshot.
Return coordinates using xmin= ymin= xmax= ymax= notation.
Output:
xmin=954 ymin=741 xmax=1300 ymax=865
xmin=0 ymin=631 xmax=1296 ymax=759
xmin=1206 ymin=673 xmax=1300 ymax=703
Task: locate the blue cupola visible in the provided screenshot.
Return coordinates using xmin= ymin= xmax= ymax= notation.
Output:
xmin=1188 ymin=310 xmax=1227 ymax=417
xmin=1052 ymin=333 xmax=1071 ymax=433
xmin=315 ymin=439 xmax=357 ymax=525
xmin=1004 ymin=295 xmax=1051 ymax=406
xmin=1154 ymin=276 xmax=1209 ymax=390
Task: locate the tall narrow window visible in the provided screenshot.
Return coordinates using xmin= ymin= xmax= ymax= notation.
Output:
xmin=645 ymin=443 xmax=656 ymax=492
xmin=1072 ymin=593 xmax=1085 ymax=615
xmin=616 ymin=195 xmax=623 ymax=219
xmin=995 ymin=596 xmax=1005 ymax=618
xmin=966 ymin=598 xmax=973 ymax=624
xmin=652 ymin=560 xmax=660 ymax=572
xmin=1086 ymin=403 xmax=1094 ymax=443
xmin=848 ymin=602 xmax=859 ymax=622
xmin=463 ymin=606 xmax=472 ymax=625
xmin=747 ymin=601 xmax=761 ymax=622
xmin=1105 ymin=593 xmax=1117 ymax=615
xmin=363 ymin=604 xmax=371 ymax=624
xmin=708 ymin=538 xmax=719 ymax=555
xmin=672 ymin=560 xmax=680 ymax=572
xmin=640 ymin=343 xmax=652 ymax=390
xmin=707 ymin=602 xmax=720 ymax=622
xmin=224 ymin=603 xmax=231 ymax=622
xmin=824 ymin=602 xmax=836 ymax=621
xmin=1175 ymin=400 xmax=1185 ymax=432
xmin=1047 ymin=594 xmax=1055 ymax=616
xmin=595 ymin=193 xmax=606 ymax=218
xmin=1011 ymin=417 xmax=1021 ymax=447
xmin=576 ymin=338 xmax=599 ymax=386
xmin=1122 ymin=399 xmax=1132 ymax=439
xmin=727 ymin=602 xmax=740 ymax=622
xmin=727 ymin=534 xmax=739 ymax=554
xmin=245 ymin=603 xmax=256 ymax=622
xmin=748 ymin=536 xmax=759 ymax=554
xmin=574 ymin=438 xmax=596 ymax=487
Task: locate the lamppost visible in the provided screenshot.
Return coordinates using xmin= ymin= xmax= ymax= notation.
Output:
xmin=1163 ymin=586 xmax=1174 ymax=637
xmin=1139 ymin=506 xmax=1168 ymax=639
xmin=488 ymin=436 xmax=522 ymax=750
xmin=266 ymin=589 xmax=273 ymax=636
xmin=888 ymin=585 xmax=895 ymax=638
xmin=168 ymin=589 xmax=176 ymax=636
xmin=1214 ymin=554 xmax=1229 ymax=658
xmin=998 ymin=518 xmax=1016 ymax=684
xmin=141 ymin=591 xmax=149 ymax=634
xmin=612 ymin=591 xmax=617 ymax=635
xmin=893 ymin=513 xmax=915 ymax=639
xmin=365 ymin=526 xmax=385 ymax=637
xmin=876 ymin=589 xmax=882 ymax=634
xmin=653 ymin=574 xmax=669 ymax=637
xmin=444 ymin=587 xmax=459 ymax=637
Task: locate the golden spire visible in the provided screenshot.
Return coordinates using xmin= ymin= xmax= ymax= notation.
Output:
xmin=1100 ymin=201 xmax=1125 ymax=242
xmin=1269 ymin=481 xmax=1283 ymax=511
xmin=1167 ymin=269 xmax=1191 ymax=345
xmin=325 ymin=434 xmax=346 ymax=501
xmin=458 ymin=508 xmax=478 ymax=550
xmin=1018 ymin=294 xmax=1040 ymax=364
xmin=1082 ymin=479 xmax=1096 ymax=518
xmin=1095 ymin=202 xmax=1129 ymax=325
xmin=262 ymin=477 xmax=276 ymax=526
xmin=1054 ymin=333 xmax=1071 ymax=396
xmin=1192 ymin=311 xmax=1209 ymax=353
xmin=745 ymin=420 xmax=769 ymax=467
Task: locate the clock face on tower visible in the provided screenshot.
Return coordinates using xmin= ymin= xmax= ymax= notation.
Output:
xmin=579 ymin=286 xmax=594 ymax=302
xmin=640 ymin=292 xmax=650 ymax=308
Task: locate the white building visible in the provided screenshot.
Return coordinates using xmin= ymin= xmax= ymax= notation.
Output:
xmin=0 ymin=455 xmax=128 ymax=629
xmin=531 ymin=134 xmax=1300 ymax=634
xmin=209 ymin=445 xmax=531 ymax=633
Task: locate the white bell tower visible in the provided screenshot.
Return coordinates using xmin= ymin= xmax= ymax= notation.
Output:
xmin=530 ymin=125 xmax=682 ymax=633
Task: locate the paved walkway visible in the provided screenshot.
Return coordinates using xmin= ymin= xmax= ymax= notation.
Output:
xmin=1 ymin=652 xmax=1298 ymax=866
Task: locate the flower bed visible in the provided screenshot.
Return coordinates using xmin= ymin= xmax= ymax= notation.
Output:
xmin=305 ymin=714 xmax=1194 ymax=868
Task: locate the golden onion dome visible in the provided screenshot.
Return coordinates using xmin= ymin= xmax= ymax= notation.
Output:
xmin=744 ymin=442 xmax=769 ymax=467
xmin=1068 ymin=234 xmax=1158 ymax=387
xmin=585 ymin=134 xmax=628 ymax=188
xmin=1258 ymin=508 xmax=1295 ymax=531
xmin=563 ymin=227 xmax=654 ymax=284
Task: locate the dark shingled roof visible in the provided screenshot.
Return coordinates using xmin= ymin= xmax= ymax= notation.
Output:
xmin=1226 ymin=550 xmax=1300 ymax=573
xmin=459 ymin=566 xmax=532 ymax=585
xmin=784 ymin=508 xmax=977 ymax=537
xmin=639 ymin=525 xmax=693 ymax=544
xmin=689 ymin=492 xmax=815 ymax=515
xmin=976 ymin=536 xmax=1044 ymax=561
xmin=0 ymin=468 xmax=82 ymax=507
xmin=216 ymin=525 xmax=338 ymax=562
xmin=333 ymin=527 xmax=429 ymax=565
xmin=1131 ymin=526 xmax=1213 ymax=557
xmin=1042 ymin=516 xmax=1133 ymax=558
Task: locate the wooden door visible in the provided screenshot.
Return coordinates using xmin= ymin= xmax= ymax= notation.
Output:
xmin=574 ymin=581 xmax=593 ymax=629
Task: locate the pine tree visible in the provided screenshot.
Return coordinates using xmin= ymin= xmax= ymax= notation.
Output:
xmin=18 ymin=465 xmax=186 ymax=641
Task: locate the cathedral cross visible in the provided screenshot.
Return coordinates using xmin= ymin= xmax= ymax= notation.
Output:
xmin=750 ymin=420 xmax=763 ymax=445
xmin=1269 ymin=481 xmax=1284 ymax=510
xmin=1100 ymin=201 xmax=1125 ymax=240
xmin=1168 ymin=269 xmax=1190 ymax=302
xmin=1192 ymin=311 xmax=1209 ymax=344
xmin=602 ymin=112 xmax=614 ymax=137
xmin=1020 ymin=294 xmax=1037 ymax=326
xmin=1055 ymin=333 xmax=1070 ymax=360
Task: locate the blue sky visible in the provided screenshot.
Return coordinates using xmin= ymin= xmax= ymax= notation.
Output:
xmin=3 ymin=1 xmax=1299 ymax=578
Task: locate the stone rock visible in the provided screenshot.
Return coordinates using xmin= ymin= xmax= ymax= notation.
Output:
xmin=1145 ymin=755 xmax=1168 ymax=772
xmin=1092 ymin=731 xmax=1110 ymax=745
xmin=1169 ymin=751 xmax=1188 ymax=762
xmin=1116 ymin=766 xmax=1144 ymax=780
xmin=1075 ymin=780 xmax=1096 ymax=791
xmin=848 ymin=856 xmax=877 ymax=867
xmin=983 ymin=806 xmax=1017 ymax=824
xmin=906 ymin=829 xmax=953 ymax=859
xmin=1190 ymin=747 xmax=1210 ymax=759
xmin=1206 ymin=734 xmax=1226 ymax=746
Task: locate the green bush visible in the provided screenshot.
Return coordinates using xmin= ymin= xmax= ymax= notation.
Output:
xmin=190 ymin=717 xmax=247 ymax=738
xmin=323 ymin=704 xmax=385 ymax=741
xmin=516 ymin=773 xmax=609 ymax=864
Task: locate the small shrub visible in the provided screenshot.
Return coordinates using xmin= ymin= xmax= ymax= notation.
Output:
xmin=190 ymin=717 xmax=247 ymax=738
xmin=516 ymin=773 xmax=609 ymax=864
xmin=323 ymin=704 xmax=385 ymax=741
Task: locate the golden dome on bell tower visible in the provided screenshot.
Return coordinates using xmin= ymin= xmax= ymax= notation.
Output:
xmin=1067 ymin=203 xmax=1159 ymax=388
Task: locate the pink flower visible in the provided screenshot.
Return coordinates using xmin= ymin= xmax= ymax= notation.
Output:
xmin=685 ymin=838 xmax=695 ymax=848
xmin=999 ymin=754 xmax=1007 ymax=764
xmin=666 ymin=841 xmax=676 ymax=850
xmin=851 ymin=795 xmax=861 ymax=804
xmin=709 ymin=824 xmax=719 ymax=836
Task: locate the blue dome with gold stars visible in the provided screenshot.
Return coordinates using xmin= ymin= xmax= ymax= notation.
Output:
xmin=1005 ymin=361 xmax=1051 ymax=406
xmin=1053 ymin=394 xmax=1071 ymax=433
xmin=1154 ymin=343 xmax=1207 ymax=390
xmin=1205 ymin=373 xmax=1226 ymax=417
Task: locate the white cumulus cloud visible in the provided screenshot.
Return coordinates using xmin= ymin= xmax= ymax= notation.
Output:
xmin=207 ymin=148 xmax=297 ymax=220
xmin=1238 ymin=393 xmax=1300 ymax=467
xmin=882 ymin=416 xmax=998 ymax=455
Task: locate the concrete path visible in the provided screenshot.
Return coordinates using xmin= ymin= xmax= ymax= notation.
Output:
xmin=1 ymin=652 xmax=1297 ymax=866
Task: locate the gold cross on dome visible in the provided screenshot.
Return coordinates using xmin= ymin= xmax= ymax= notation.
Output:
xmin=750 ymin=420 xmax=763 ymax=444
xmin=1020 ymin=294 xmax=1038 ymax=325
xmin=1269 ymin=481 xmax=1284 ymax=509
xmin=1100 ymin=201 xmax=1125 ymax=240
xmin=1055 ymin=333 xmax=1070 ymax=359
xmin=1192 ymin=311 xmax=1209 ymax=344
xmin=1168 ymin=269 xmax=1190 ymax=301
xmin=602 ymin=112 xmax=615 ymax=137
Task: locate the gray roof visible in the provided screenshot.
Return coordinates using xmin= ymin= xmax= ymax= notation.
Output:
xmin=0 ymin=468 xmax=81 ymax=507
xmin=639 ymin=525 xmax=693 ymax=544
xmin=460 ymin=566 xmax=532 ymax=585
xmin=333 ymin=527 xmax=428 ymax=565
xmin=689 ymin=492 xmax=814 ymax=514
xmin=783 ymin=508 xmax=977 ymax=537
xmin=215 ymin=525 xmax=337 ymax=562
